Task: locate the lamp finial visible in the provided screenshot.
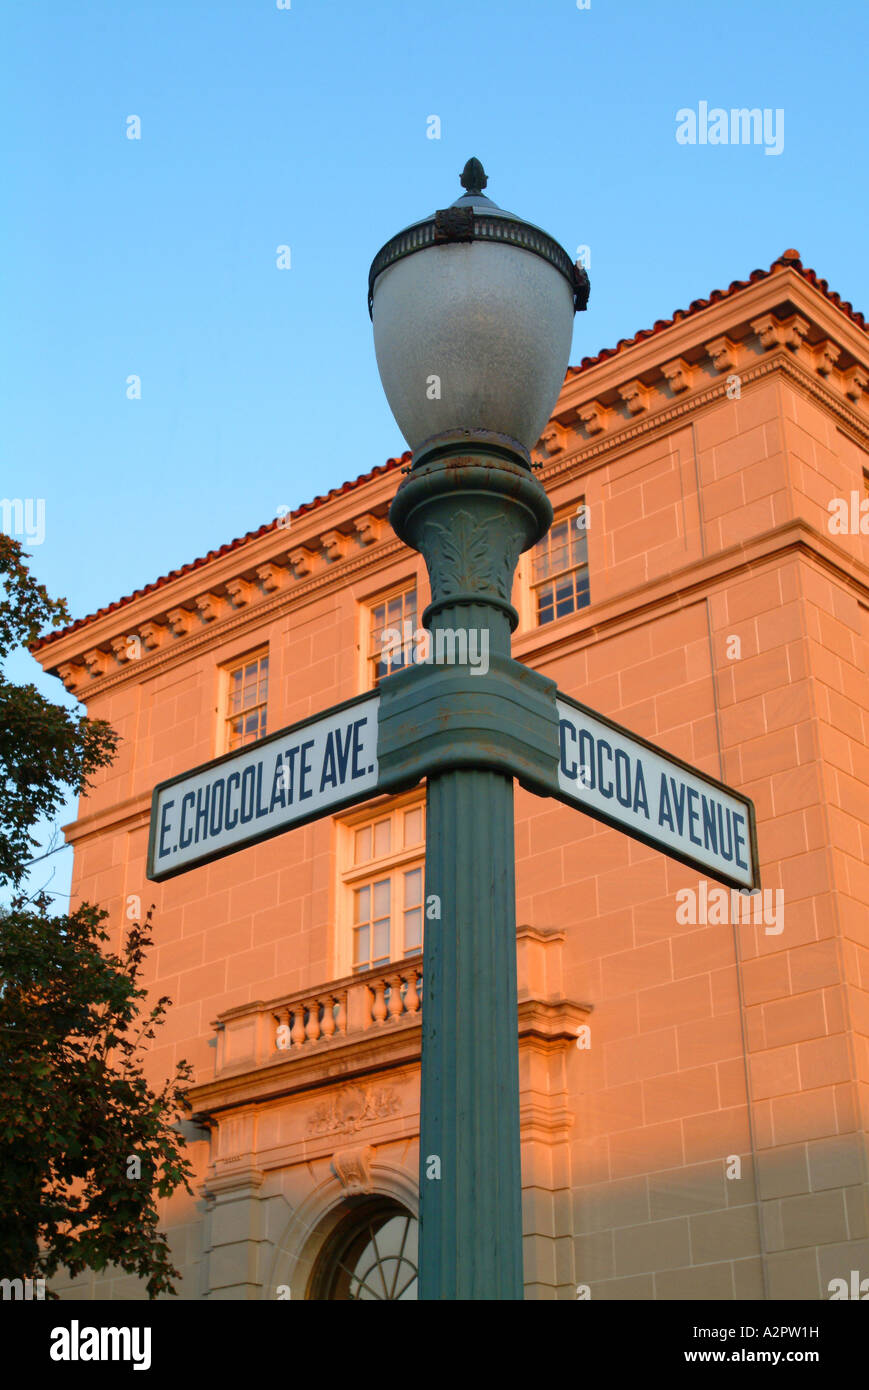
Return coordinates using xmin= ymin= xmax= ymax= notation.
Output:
xmin=460 ymin=158 xmax=487 ymax=196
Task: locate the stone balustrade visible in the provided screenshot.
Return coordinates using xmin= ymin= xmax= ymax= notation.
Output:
xmin=213 ymin=955 xmax=423 ymax=1075
xmin=272 ymin=961 xmax=422 ymax=1052
xmin=207 ymin=929 xmax=586 ymax=1087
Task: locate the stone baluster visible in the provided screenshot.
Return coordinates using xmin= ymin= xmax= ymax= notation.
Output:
xmin=371 ymin=977 xmax=388 ymax=1025
xmin=320 ymin=994 xmax=336 ymax=1039
xmin=306 ymin=997 xmax=321 ymax=1043
xmin=291 ymin=1004 xmax=307 ymax=1048
xmin=387 ymin=973 xmax=404 ymax=1021
xmin=275 ymin=1006 xmax=291 ymax=1051
xmin=334 ymin=991 xmax=348 ymax=1036
xmin=404 ymin=970 xmax=420 ymax=1015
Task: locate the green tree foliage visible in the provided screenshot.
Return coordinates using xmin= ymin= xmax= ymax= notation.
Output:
xmin=0 ymin=535 xmax=194 ymax=1297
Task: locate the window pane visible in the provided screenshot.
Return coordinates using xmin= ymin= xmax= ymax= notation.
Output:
xmin=404 ymin=908 xmax=422 ymax=953
xmin=373 ymin=917 xmax=390 ymax=959
xmin=354 ymin=885 xmax=370 ymax=925
xmin=373 ymin=819 xmax=391 ymax=859
xmin=353 ymin=924 xmax=370 ymax=967
xmin=369 ymin=590 xmax=417 ymax=683
xmin=226 ymin=654 xmax=268 ymax=747
xmin=531 ymin=509 xmax=590 ymax=628
xmin=355 ymin=826 xmax=372 ymax=864
xmin=404 ymin=867 xmax=422 ymax=909
xmin=403 ymin=808 xmax=423 ymax=847
xmin=373 ymin=879 xmax=390 ymax=917
xmin=370 ymin=619 xmax=384 ymax=660
xmin=549 ymin=540 xmax=568 ymax=575
xmin=571 ymin=525 xmax=588 ymax=564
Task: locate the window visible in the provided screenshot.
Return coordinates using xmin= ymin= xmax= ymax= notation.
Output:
xmin=367 ymin=586 xmax=419 ymax=686
xmin=309 ymin=1199 xmax=418 ymax=1300
xmin=223 ymin=650 xmax=268 ymax=751
xmin=341 ymin=800 xmax=425 ymax=973
xmin=530 ymin=507 xmax=590 ymax=625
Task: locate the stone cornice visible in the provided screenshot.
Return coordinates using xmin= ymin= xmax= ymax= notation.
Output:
xmin=63 ymin=792 xmax=151 ymax=847
xmin=535 ymin=339 xmax=869 ymax=488
xmin=34 ymin=484 xmax=399 ymax=686
xmin=50 ymin=533 xmax=410 ymax=702
xmin=187 ymin=995 xmax=590 ymax=1121
xmin=551 ymin=269 xmax=869 ymax=431
xmin=187 ymin=927 xmax=586 ymax=1122
xmin=201 ymin=1167 xmax=265 ymax=1198
xmin=189 ymin=1013 xmax=422 ymax=1118
xmin=519 ymin=1097 xmax=575 ymax=1144
xmin=34 ymin=270 xmax=867 ymax=699
xmin=57 ymin=342 xmax=863 ymax=706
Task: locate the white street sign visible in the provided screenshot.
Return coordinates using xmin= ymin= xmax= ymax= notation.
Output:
xmin=147 ymin=693 xmax=380 ymax=881
xmin=555 ymin=693 xmax=759 ymax=891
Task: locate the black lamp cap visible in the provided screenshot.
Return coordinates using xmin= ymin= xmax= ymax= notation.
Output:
xmin=460 ymin=157 xmax=488 ymax=196
xmin=367 ymin=158 xmax=590 ymax=318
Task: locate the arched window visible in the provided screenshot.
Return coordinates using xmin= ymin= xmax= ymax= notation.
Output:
xmin=309 ymin=1197 xmax=418 ymax=1300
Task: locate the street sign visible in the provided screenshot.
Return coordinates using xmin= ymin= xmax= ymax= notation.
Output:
xmin=554 ymin=692 xmax=759 ymax=891
xmin=147 ymin=692 xmax=381 ymax=882
xmin=146 ymin=674 xmax=759 ymax=893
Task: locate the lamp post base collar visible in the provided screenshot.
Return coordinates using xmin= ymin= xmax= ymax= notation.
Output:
xmin=411 ymin=428 xmax=531 ymax=472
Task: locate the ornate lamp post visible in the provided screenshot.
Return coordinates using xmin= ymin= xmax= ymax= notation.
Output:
xmin=368 ymin=160 xmax=588 ymax=1299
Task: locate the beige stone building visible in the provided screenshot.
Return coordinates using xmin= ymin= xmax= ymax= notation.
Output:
xmin=33 ymin=249 xmax=869 ymax=1300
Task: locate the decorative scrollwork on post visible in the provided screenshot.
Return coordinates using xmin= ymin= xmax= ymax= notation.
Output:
xmin=417 ymin=510 xmax=524 ymax=607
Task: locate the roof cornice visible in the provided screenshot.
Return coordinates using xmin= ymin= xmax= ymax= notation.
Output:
xmin=29 ymin=254 xmax=867 ymax=686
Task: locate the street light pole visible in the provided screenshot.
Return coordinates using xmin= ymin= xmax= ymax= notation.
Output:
xmin=390 ymin=440 xmax=552 ymax=1299
xmin=369 ymin=160 xmax=588 ymax=1299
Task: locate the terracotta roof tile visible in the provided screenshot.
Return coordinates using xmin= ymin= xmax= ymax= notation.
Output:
xmin=566 ymin=251 xmax=865 ymax=378
xmin=30 ymin=453 xmax=412 ymax=654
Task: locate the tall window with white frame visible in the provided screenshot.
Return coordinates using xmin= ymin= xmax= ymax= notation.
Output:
xmin=223 ymin=649 xmax=269 ymax=751
xmin=530 ymin=504 xmax=590 ymax=626
xmin=366 ymin=586 xmax=419 ymax=687
xmin=342 ymin=800 xmax=425 ymax=973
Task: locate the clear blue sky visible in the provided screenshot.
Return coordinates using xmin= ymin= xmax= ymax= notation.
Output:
xmin=3 ymin=0 xmax=867 ymax=908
